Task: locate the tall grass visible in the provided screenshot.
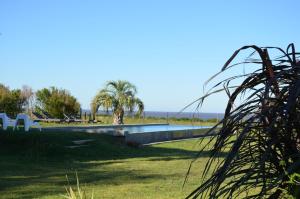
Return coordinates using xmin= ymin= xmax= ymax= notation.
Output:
xmin=63 ymin=172 xmax=94 ymax=199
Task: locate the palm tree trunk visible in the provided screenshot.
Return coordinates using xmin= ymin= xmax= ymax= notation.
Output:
xmin=113 ymin=109 xmax=124 ymax=125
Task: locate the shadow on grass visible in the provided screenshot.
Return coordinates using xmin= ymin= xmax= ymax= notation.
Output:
xmin=0 ymin=130 xmax=225 ymax=198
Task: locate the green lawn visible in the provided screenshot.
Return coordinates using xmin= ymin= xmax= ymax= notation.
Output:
xmin=40 ymin=115 xmax=217 ymax=127
xmin=0 ymin=131 xmax=221 ymax=199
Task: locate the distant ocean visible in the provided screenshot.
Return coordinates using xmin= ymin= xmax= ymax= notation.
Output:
xmin=142 ymin=111 xmax=224 ymax=120
xmin=82 ymin=110 xmax=224 ymax=120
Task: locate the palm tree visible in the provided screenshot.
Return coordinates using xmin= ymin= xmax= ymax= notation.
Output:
xmin=91 ymin=80 xmax=144 ymax=124
xmin=186 ymin=44 xmax=300 ymax=198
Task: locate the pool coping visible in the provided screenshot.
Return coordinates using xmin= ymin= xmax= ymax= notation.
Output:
xmin=142 ymin=133 xmax=217 ymax=146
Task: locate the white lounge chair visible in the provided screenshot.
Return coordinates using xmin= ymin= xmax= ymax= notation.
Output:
xmin=0 ymin=113 xmax=16 ymax=130
xmin=14 ymin=113 xmax=42 ymax=132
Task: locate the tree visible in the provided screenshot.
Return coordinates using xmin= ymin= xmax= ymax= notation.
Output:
xmin=21 ymin=85 xmax=34 ymax=115
xmin=91 ymin=80 xmax=144 ymax=124
xmin=35 ymin=87 xmax=80 ymax=119
xmin=0 ymin=84 xmax=26 ymax=117
xmin=186 ymin=44 xmax=300 ymax=198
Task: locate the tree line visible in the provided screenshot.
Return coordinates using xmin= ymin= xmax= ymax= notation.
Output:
xmin=0 ymin=80 xmax=144 ymax=124
xmin=0 ymin=84 xmax=80 ymax=118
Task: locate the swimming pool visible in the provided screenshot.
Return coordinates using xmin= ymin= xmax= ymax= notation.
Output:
xmin=122 ymin=124 xmax=211 ymax=134
xmin=44 ymin=123 xmax=214 ymax=144
xmin=122 ymin=124 xmax=213 ymax=144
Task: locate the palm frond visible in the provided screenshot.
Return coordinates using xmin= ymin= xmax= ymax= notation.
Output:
xmin=187 ymin=43 xmax=300 ymax=199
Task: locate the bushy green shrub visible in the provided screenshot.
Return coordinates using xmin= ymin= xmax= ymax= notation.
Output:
xmin=0 ymin=84 xmax=25 ymax=117
xmin=36 ymin=87 xmax=80 ymax=119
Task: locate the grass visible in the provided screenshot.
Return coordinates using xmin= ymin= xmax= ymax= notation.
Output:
xmin=0 ymin=130 xmax=222 ymax=199
xmin=40 ymin=115 xmax=217 ymax=127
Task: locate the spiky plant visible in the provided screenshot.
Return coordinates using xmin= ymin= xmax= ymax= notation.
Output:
xmin=186 ymin=44 xmax=300 ymax=198
xmin=62 ymin=172 xmax=94 ymax=199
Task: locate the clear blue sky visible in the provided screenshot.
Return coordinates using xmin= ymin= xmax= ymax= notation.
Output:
xmin=1 ymin=0 xmax=299 ymax=112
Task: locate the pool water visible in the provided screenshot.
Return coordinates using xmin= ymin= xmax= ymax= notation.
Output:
xmin=121 ymin=124 xmax=211 ymax=134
